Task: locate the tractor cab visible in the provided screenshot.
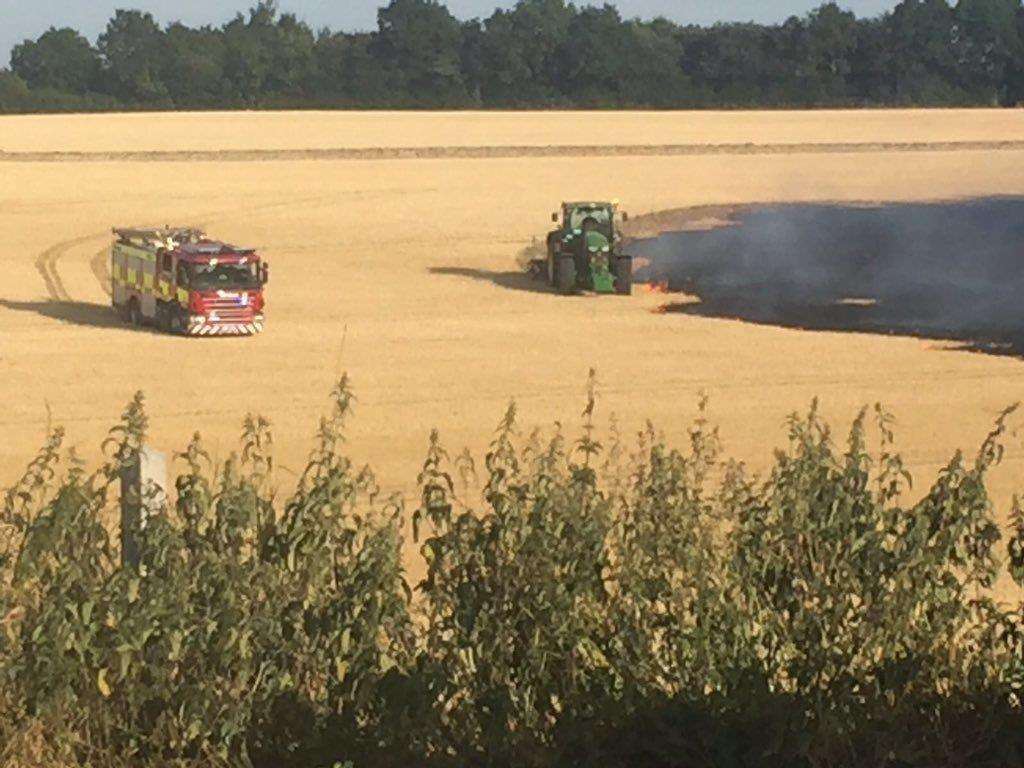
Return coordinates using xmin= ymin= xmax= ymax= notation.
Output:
xmin=566 ymin=203 xmax=614 ymax=239
xmin=553 ymin=202 xmax=627 ymax=240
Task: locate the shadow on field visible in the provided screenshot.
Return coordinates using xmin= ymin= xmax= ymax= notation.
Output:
xmin=0 ymin=298 xmax=128 ymax=330
xmin=633 ymin=197 xmax=1024 ymax=358
xmin=429 ymin=266 xmax=552 ymax=294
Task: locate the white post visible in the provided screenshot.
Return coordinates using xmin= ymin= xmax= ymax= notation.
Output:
xmin=120 ymin=446 xmax=167 ymax=568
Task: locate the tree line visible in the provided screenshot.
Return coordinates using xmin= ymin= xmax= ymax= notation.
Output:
xmin=1 ymin=0 xmax=1024 ymax=113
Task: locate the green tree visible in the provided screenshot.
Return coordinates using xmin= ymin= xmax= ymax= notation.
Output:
xmin=223 ymin=7 xmax=271 ymax=102
xmin=801 ymin=2 xmax=860 ymax=102
xmin=885 ymin=0 xmax=961 ymax=102
xmin=270 ymin=12 xmax=316 ymax=95
xmin=373 ymin=0 xmax=470 ymax=105
xmin=314 ymin=32 xmax=392 ymax=104
xmin=98 ymin=10 xmax=168 ymax=102
xmin=619 ymin=19 xmax=692 ymax=106
xmin=0 ymin=70 xmax=31 ymax=111
xmin=955 ymin=0 xmax=1024 ymax=104
xmin=223 ymin=2 xmax=315 ymax=104
xmin=477 ymin=10 xmax=532 ymax=104
xmin=680 ymin=23 xmax=789 ymax=105
xmin=10 ymin=27 xmax=100 ymax=94
xmin=458 ymin=19 xmax=485 ymax=103
xmin=554 ymin=5 xmax=629 ymax=102
xmin=847 ymin=17 xmax=894 ymax=102
xmin=478 ymin=0 xmax=574 ymax=104
xmin=1007 ymin=2 xmax=1024 ymax=104
xmin=162 ymin=24 xmax=227 ymax=105
xmin=551 ymin=8 xmax=691 ymax=106
xmin=5 ymin=0 xmax=1024 ymax=113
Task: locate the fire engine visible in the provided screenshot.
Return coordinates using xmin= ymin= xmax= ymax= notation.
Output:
xmin=111 ymin=227 xmax=268 ymax=336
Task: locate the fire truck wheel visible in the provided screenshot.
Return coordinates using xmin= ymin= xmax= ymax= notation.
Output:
xmin=156 ymin=304 xmax=173 ymax=333
xmin=127 ymin=299 xmax=142 ymax=327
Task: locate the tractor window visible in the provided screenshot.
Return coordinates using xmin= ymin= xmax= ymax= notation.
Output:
xmin=569 ymin=207 xmax=611 ymax=232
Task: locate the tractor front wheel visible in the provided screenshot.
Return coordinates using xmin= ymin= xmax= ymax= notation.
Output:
xmin=555 ymin=256 xmax=577 ymax=295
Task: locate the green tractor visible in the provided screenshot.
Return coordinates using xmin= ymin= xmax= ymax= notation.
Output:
xmin=544 ymin=201 xmax=633 ymax=295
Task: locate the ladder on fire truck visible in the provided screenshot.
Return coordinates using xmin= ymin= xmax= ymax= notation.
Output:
xmin=112 ymin=227 xmax=206 ymax=249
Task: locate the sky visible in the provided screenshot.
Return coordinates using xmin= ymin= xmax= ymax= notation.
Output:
xmin=1 ymin=0 xmax=899 ymax=64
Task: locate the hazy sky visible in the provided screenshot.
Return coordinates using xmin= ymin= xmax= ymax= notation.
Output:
xmin=2 ymin=1 xmax=898 ymax=64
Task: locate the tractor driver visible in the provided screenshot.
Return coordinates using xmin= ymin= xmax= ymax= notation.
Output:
xmin=579 ymin=216 xmax=607 ymax=250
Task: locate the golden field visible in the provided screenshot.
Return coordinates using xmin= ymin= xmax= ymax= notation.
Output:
xmin=2 ymin=108 xmax=1024 ymax=152
xmin=2 ymin=109 xmax=1024 ymax=596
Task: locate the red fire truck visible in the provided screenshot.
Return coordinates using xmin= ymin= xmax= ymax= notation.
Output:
xmin=111 ymin=227 xmax=268 ymax=336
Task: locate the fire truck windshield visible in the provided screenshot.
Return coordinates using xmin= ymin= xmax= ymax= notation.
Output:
xmin=189 ymin=262 xmax=260 ymax=291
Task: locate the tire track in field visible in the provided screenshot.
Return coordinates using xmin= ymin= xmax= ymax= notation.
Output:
xmin=35 ymin=232 xmax=110 ymax=301
xmin=90 ymin=246 xmax=112 ymax=296
xmin=4 ymin=139 xmax=1024 ymax=163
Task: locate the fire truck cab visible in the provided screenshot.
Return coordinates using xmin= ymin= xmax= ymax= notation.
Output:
xmin=111 ymin=227 xmax=268 ymax=336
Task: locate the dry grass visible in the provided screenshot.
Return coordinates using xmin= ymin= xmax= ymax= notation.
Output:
xmin=2 ymin=108 xmax=1023 ymax=153
xmin=2 ymin=110 xmax=1024 ymax=599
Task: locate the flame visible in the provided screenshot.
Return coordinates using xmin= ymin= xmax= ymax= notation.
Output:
xmin=638 ymin=281 xmax=670 ymax=294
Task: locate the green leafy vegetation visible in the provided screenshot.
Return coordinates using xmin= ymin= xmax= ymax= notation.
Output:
xmin=4 ymin=0 xmax=1024 ymax=113
xmin=1 ymin=376 xmax=1022 ymax=767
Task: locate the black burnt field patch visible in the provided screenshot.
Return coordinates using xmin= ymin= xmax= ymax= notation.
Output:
xmin=633 ymin=198 xmax=1024 ymax=356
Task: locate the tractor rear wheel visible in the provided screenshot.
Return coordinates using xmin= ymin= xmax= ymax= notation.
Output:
xmin=614 ymin=255 xmax=633 ymax=296
xmin=555 ymin=256 xmax=577 ymax=295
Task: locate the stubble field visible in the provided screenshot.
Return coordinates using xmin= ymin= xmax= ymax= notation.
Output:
xmin=2 ymin=109 xmax=1024 ymax=596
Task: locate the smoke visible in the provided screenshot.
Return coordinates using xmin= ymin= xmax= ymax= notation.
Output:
xmin=633 ymin=197 xmax=1024 ymax=355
